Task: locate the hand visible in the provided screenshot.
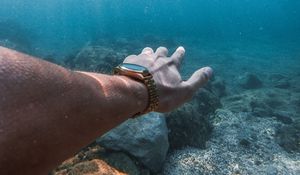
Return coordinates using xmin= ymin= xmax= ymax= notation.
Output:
xmin=123 ymin=46 xmax=213 ymax=112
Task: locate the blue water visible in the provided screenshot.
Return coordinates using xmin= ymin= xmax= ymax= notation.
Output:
xmin=1 ymin=0 xmax=299 ymax=56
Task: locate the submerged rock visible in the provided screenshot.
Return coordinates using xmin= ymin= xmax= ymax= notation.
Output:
xmin=64 ymin=43 xmax=126 ymax=73
xmin=166 ymin=89 xmax=220 ymax=150
xmin=238 ymin=73 xmax=263 ymax=89
xmin=166 ymin=103 xmax=212 ymax=150
xmin=96 ymin=113 xmax=169 ymax=172
xmin=210 ymin=76 xmax=227 ymax=97
xmin=54 ymin=159 xmax=126 ymax=175
xmin=52 ymin=144 xmax=148 ymax=175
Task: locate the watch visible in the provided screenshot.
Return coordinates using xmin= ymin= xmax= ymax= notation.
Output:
xmin=113 ymin=63 xmax=159 ymax=116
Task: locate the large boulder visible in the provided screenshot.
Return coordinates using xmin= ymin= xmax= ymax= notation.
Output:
xmin=96 ymin=113 xmax=169 ymax=172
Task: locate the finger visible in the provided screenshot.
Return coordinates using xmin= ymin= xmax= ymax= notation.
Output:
xmin=171 ymin=46 xmax=185 ymax=67
xmin=184 ymin=67 xmax=213 ymax=91
xmin=155 ymin=47 xmax=168 ymax=58
xmin=141 ymin=47 xmax=154 ymax=56
xmin=123 ymin=55 xmax=137 ymax=63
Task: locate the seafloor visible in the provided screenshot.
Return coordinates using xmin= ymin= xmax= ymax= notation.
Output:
xmin=1 ymin=27 xmax=299 ymax=174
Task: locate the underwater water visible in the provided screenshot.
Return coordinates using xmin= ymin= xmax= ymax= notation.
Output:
xmin=1 ymin=0 xmax=300 ymax=174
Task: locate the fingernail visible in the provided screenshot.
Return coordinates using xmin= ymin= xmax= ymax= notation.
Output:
xmin=204 ymin=67 xmax=213 ymax=78
xmin=176 ymin=46 xmax=185 ymax=54
xmin=142 ymin=47 xmax=154 ymax=55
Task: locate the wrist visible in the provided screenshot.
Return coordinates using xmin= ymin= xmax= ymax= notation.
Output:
xmin=76 ymin=71 xmax=148 ymax=117
xmin=113 ymin=63 xmax=159 ymax=115
xmin=115 ymin=75 xmax=149 ymax=115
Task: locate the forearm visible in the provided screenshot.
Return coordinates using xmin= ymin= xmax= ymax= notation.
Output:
xmin=0 ymin=44 xmax=212 ymax=174
xmin=0 ymin=46 xmax=148 ymax=174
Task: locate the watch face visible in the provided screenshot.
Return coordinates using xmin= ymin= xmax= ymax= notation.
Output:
xmin=120 ymin=63 xmax=148 ymax=73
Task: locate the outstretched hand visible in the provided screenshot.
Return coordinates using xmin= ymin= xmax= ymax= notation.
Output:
xmin=123 ymin=46 xmax=213 ymax=112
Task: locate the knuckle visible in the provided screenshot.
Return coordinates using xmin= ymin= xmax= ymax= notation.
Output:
xmin=157 ymin=47 xmax=168 ymax=54
xmin=142 ymin=47 xmax=154 ymax=53
xmin=123 ymin=55 xmax=136 ymax=62
xmin=172 ymin=58 xmax=180 ymax=65
xmin=144 ymin=47 xmax=153 ymax=50
xmin=158 ymin=46 xmax=167 ymax=50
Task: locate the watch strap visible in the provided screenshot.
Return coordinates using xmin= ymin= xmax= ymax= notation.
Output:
xmin=138 ymin=74 xmax=159 ymax=115
xmin=113 ymin=65 xmax=159 ymax=116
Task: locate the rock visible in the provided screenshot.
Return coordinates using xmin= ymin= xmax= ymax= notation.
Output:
xmin=239 ymin=138 xmax=251 ymax=148
xmin=238 ymin=73 xmax=263 ymax=89
xmin=64 ymin=44 xmax=125 ymax=73
xmin=100 ymin=152 xmax=148 ymax=175
xmin=233 ymin=164 xmax=241 ymax=174
xmin=96 ymin=113 xmax=169 ymax=172
xmin=166 ymin=89 xmax=220 ymax=150
xmin=210 ymin=76 xmax=227 ymax=97
xmin=193 ymin=88 xmax=222 ymax=115
xmin=54 ymin=159 xmax=127 ymax=175
xmin=166 ymin=103 xmax=212 ymax=150
xmin=52 ymin=144 xmax=148 ymax=175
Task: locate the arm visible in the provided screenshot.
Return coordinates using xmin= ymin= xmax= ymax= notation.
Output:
xmin=0 ymin=46 xmax=212 ymax=174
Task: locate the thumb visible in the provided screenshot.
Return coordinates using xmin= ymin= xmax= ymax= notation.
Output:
xmin=184 ymin=67 xmax=213 ymax=91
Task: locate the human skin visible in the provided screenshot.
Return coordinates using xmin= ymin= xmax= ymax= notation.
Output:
xmin=0 ymin=46 xmax=212 ymax=174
